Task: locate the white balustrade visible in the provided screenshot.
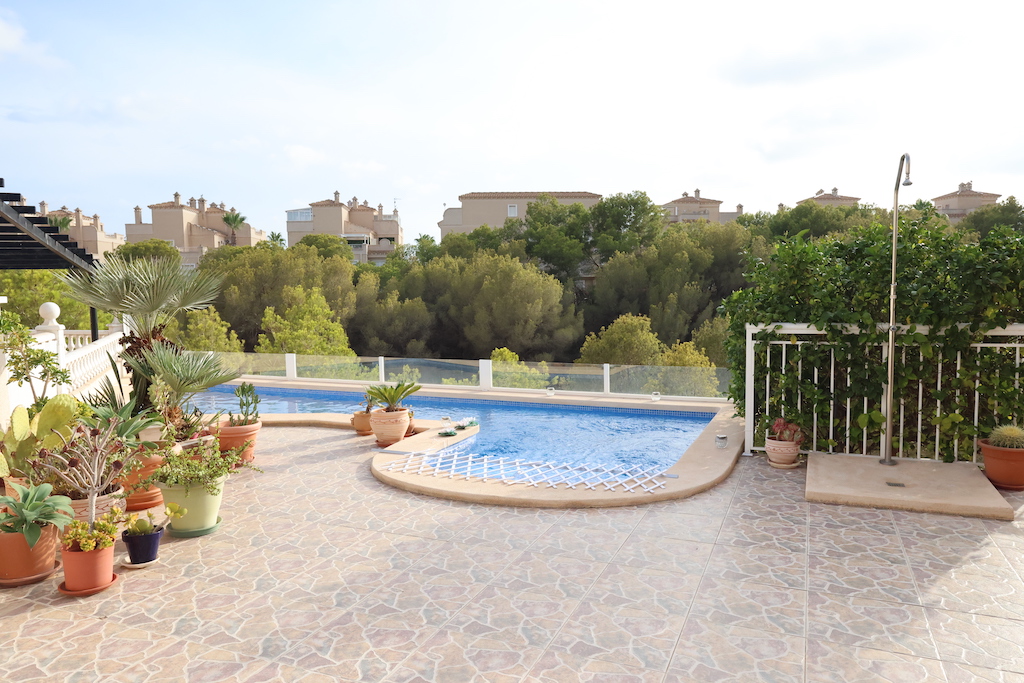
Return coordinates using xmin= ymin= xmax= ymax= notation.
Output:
xmin=62 ymin=332 xmax=123 ymax=394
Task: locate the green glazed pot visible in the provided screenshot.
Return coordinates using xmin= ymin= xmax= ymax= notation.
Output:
xmin=155 ymin=475 xmax=226 ymax=534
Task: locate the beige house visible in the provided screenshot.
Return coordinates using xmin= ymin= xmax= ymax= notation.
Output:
xmin=796 ymin=188 xmax=861 ymax=208
xmin=662 ymin=189 xmax=743 ymax=224
xmin=286 ymin=192 xmax=403 ymax=265
xmin=932 ymin=181 xmax=1000 ymax=224
xmin=438 ymin=191 xmax=602 ymax=238
xmin=125 ymin=193 xmax=266 ymax=267
xmin=34 ymin=201 xmax=125 ymax=259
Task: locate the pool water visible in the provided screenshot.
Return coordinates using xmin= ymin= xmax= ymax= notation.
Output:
xmin=193 ymin=386 xmax=714 ymax=471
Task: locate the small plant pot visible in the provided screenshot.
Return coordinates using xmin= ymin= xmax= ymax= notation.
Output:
xmin=61 ymin=544 xmax=116 ymax=593
xmin=156 ymin=477 xmax=226 ymax=536
xmin=120 ymin=450 xmax=165 ymax=511
xmin=122 ymin=527 xmax=165 ymax=565
xmin=764 ymin=438 xmax=801 ymax=469
xmin=0 ymin=524 xmax=60 ymax=587
xmin=370 ymin=408 xmax=411 ymax=447
xmin=351 ymin=410 xmax=375 ymax=436
xmin=217 ymin=419 xmax=262 ymax=464
xmin=979 ymin=439 xmax=1024 ymax=491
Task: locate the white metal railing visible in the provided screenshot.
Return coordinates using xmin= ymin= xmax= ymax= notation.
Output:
xmin=744 ymin=323 xmax=1024 ymax=462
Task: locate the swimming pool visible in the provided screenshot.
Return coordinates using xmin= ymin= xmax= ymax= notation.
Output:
xmin=194 ymin=386 xmax=714 ymax=472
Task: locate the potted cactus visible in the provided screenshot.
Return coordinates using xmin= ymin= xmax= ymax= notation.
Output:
xmin=0 ymin=482 xmax=74 ymax=587
xmin=120 ymin=503 xmax=186 ymax=567
xmin=979 ymin=425 xmax=1024 ymax=490
xmin=1 ymin=394 xmax=79 ymax=496
xmin=217 ymin=383 xmax=262 ymax=464
xmin=365 ymin=382 xmax=421 ymax=446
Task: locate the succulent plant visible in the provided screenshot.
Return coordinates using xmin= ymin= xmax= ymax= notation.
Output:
xmin=989 ymin=425 xmax=1024 ymax=449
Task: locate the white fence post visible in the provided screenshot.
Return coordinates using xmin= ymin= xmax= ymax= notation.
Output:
xmin=479 ymin=360 xmax=493 ymax=390
xmin=744 ymin=323 xmax=757 ymax=456
xmin=379 ymin=357 xmax=386 ymax=383
xmin=285 ymin=353 xmax=297 ymax=379
xmin=603 ymin=364 xmax=610 ymax=394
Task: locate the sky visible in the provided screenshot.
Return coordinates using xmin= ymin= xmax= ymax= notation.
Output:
xmin=2 ymin=0 xmax=1022 ymax=243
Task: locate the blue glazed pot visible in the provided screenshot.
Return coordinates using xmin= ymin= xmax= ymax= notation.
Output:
xmin=122 ymin=527 xmax=164 ymax=565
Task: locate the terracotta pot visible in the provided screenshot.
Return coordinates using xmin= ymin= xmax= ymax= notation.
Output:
xmin=979 ymin=439 xmax=1024 ymax=491
xmin=119 ymin=450 xmax=165 ymax=511
xmin=217 ymin=419 xmax=262 ymax=464
xmin=156 ymin=475 xmax=226 ymax=534
xmin=764 ymin=438 xmax=801 ymax=468
xmin=0 ymin=524 xmax=59 ymax=586
xmin=351 ymin=410 xmax=375 ymax=436
xmin=369 ymin=408 xmax=411 ymax=446
xmin=62 ymin=544 xmax=115 ymax=593
xmin=68 ymin=485 xmax=124 ymax=522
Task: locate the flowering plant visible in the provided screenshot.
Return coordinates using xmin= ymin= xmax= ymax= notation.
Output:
xmin=770 ymin=418 xmax=804 ymax=444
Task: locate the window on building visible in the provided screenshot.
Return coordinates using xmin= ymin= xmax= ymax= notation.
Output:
xmin=286 ymin=208 xmax=313 ymax=222
xmin=508 ymin=204 xmax=518 ymax=218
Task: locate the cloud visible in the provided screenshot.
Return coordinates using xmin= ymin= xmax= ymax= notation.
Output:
xmin=0 ymin=11 xmax=65 ymax=68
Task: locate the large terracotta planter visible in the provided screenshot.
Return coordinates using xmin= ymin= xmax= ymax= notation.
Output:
xmin=156 ymin=476 xmax=226 ymax=536
xmin=61 ymin=544 xmax=116 ymax=593
xmin=68 ymin=486 xmax=124 ymax=522
xmin=351 ymin=410 xmax=375 ymax=436
xmin=217 ymin=419 xmax=262 ymax=464
xmin=979 ymin=439 xmax=1024 ymax=491
xmin=0 ymin=524 xmax=60 ymax=587
xmin=369 ymin=408 xmax=411 ymax=447
xmin=764 ymin=438 xmax=801 ymax=469
xmin=120 ymin=450 xmax=165 ymax=511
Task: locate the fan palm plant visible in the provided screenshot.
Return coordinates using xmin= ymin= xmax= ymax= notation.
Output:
xmin=57 ymin=256 xmax=223 ymax=342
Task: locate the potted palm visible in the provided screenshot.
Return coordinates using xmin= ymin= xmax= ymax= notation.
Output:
xmin=979 ymin=425 xmax=1024 ymax=490
xmin=120 ymin=503 xmax=186 ymax=567
xmin=0 ymin=482 xmax=74 ymax=587
xmin=217 ymin=383 xmax=262 ymax=464
xmin=365 ymin=382 xmax=421 ymax=446
xmin=764 ymin=417 xmax=804 ymax=469
xmin=351 ymin=393 xmax=378 ymax=436
xmin=144 ymin=438 xmax=256 ymax=537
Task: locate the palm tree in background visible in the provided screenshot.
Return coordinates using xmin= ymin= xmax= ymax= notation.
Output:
xmin=268 ymin=231 xmax=286 ymax=248
xmin=47 ymin=215 xmax=72 ymax=233
xmin=222 ymin=211 xmax=246 ymax=246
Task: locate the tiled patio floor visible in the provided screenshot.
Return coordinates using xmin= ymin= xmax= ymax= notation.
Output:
xmin=4 ymin=427 xmax=1024 ymax=682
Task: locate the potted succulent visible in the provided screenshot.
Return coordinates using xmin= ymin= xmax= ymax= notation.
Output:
xmin=979 ymin=425 xmax=1024 ymax=490
xmin=764 ymin=417 xmax=804 ymax=469
xmin=351 ymin=393 xmax=378 ymax=436
xmin=144 ymin=438 xmax=256 ymax=537
xmin=1 ymin=394 xmax=79 ymax=497
xmin=59 ymin=509 xmax=121 ymax=595
xmin=365 ymin=382 xmax=421 ymax=446
xmin=217 ymin=383 xmax=262 ymax=464
xmin=120 ymin=503 xmax=186 ymax=567
xmin=0 ymin=482 xmax=74 ymax=587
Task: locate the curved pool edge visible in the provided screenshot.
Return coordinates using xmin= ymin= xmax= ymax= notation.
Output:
xmin=371 ymin=409 xmax=743 ymax=508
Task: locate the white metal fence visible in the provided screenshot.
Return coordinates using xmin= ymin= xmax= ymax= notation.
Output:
xmin=744 ymin=323 xmax=1024 ymax=461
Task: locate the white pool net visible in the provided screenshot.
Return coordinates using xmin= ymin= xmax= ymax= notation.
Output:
xmin=383 ymin=448 xmax=670 ymax=494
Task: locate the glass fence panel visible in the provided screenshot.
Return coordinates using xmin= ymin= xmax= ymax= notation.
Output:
xmin=214 ymin=352 xmax=287 ymax=377
xmin=296 ymin=355 xmax=379 ymax=381
xmin=491 ymin=361 xmax=603 ymax=392
xmin=384 ymin=358 xmax=479 ymax=386
xmin=610 ymin=364 xmax=726 ymax=398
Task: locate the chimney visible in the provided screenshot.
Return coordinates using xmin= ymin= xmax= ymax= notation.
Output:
xmin=74 ymin=208 xmax=83 ymax=228
xmin=173 ymin=192 xmax=181 ymax=206
xmin=737 ymin=203 xmax=743 ymax=214
xmin=198 ymin=196 xmax=207 ymax=212
xmin=134 ymin=206 xmax=143 ymax=223
xmin=694 ymin=188 xmax=701 ymax=199
xmin=39 ymin=200 xmax=48 ymax=215
xmin=92 ymin=214 xmax=101 ymax=229
xmin=967 ymin=181 xmax=973 ymax=191
xmin=831 ymin=187 xmax=838 ymax=196
xmin=189 ymin=197 xmax=196 ymax=208
xmin=778 ymin=203 xmax=785 ymax=212
xmin=378 ymin=203 xmax=383 ymax=214
xmin=334 ymin=191 xmax=340 ymax=203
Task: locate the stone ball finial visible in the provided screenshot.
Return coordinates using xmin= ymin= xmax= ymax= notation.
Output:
xmin=39 ymin=301 xmax=61 ymax=325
